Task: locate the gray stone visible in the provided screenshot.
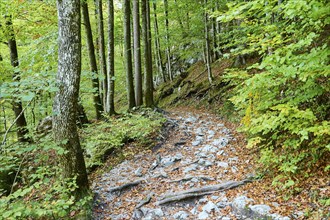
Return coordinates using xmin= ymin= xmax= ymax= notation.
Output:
xmin=217 ymin=161 xmax=229 ymax=168
xmin=192 ymin=140 xmax=202 ymax=146
xmin=153 ymin=169 xmax=168 ymax=178
xmin=198 ymin=211 xmax=209 ymax=219
xmin=222 ymin=217 xmax=231 ymax=220
xmin=269 ymin=214 xmax=291 ymax=220
xmin=212 ymin=137 xmax=229 ymax=148
xmin=211 ymin=195 xmax=219 ymax=200
xmin=112 ymin=214 xmax=129 ymax=220
xmin=231 ymin=166 xmax=238 ymax=173
xmin=231 ymin=195 xmax=253 ymax=211
xmin=208 ymin=130 xmax=215 ymax=135
xmin=198 ymin=198 xmax=208 ymax=203
xmin=249 ymin=204 xmax=271 ymax=215
xmin=183 ymin=164 xmax=198 ymax=173
xmin=217 ymin=150 xmax=224 ymax=156
xmin=134 ymin=168 xmax=143 ymax=177
xmin=195 ymin=151 xmax=207 ymax=158
xmin=190 ymin=207 xmax=198 ymax=215
xmin=161 ymin=154 xmax=182 ymax=167
xmin=202 ymin=201 xmax=219 ymax=213
xmin=173 ymin=211 xmax=189 ymax=220
xmin=201 ymin=145 xmax=218 ymax=153
xmin=195 ymin=127 xmax=204 ymax=136
xmin=185 ymin=117 xmax=197 ymax=123
xmin=143 ymin=208 xmax=164 ymax=219
xmin=228 ymin=157 xmax=238 ymax=162
xmin=195 ymin=136 xmax=204 ymax=141
xmin=207 ymin=134 xmax=214 ymax=139
xmin=216 ymin=202 xmax=227 ymax=208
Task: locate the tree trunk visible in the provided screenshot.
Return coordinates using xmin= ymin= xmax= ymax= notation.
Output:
xmin=163 ymin=0 xmax=172 ymax=81
xmin=54 ymin=0 xmax=89 ymax=199
xmin=5 ymin=16 xmax=31 ymax=143
xmin=123 ymin=0 xmax=136 ymax=109
xmin=211 ymin=6 xmax=219 ymax=60
xmin=106 ymin=0 xmax=116 ymax=115
xmin=81 ymin=1 xmax=103 ymax=120
xmin=142 ymin=0 xmax=153 ymax=107
xmin=153 ymin=1 xmax=165 ymax=83
xmin=95 ymin=0 xmax=108 ymax=108
xmin=204 ymin=0 xmax=213 ymax=84
xmin=132 ymin=0 xmax=143 ymax=106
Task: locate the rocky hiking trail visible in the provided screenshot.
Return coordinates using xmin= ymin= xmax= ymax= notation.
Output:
xmin=91 ymin=109 xmax=292 ymax=220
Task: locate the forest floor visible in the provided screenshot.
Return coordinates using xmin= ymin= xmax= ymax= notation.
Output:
xmin=90 ymin=107 xmax=329 ymax=220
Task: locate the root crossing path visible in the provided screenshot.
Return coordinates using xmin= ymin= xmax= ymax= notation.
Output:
xmin=92 ymin=109 xmax=290 ymax=220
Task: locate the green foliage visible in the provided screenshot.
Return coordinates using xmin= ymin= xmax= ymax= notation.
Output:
xmin=0 ymin=139 xmax=92 ymax=220
xmin=218 ymin=0 xmax=330 ymax=187
xmin=81 ymin=109 xmax=166 ymax=169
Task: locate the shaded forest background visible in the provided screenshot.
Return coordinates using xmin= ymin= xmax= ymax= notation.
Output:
xmin=0 ymin=0 xmax=329 ymax=219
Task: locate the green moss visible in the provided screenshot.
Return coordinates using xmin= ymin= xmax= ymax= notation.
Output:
xmin=81 ymin=109 xmax=166 ymax=170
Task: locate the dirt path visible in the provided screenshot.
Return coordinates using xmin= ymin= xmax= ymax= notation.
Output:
xmin=91 ymin=109 xmax=291 ymax=220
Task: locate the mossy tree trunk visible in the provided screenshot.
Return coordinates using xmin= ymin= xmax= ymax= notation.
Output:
xmin=54 ymin=0 xmax=89 ymax=199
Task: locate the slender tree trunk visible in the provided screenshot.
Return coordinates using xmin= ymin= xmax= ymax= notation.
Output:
xmin=211 ymin=6 xmax=219 ymax=60
xmin=54 ymin=0 xmax=89 ymax=199
xmin=163 ymin=0 xmax=172 ymax=81
xmin=123 ymin=0 xmax=136 ymax=109
xmin=153 ymin=1 xmax=165 ymax=83
xmin=204 ymin=0 xmax=213 ymax=84
xmin=95 ymin=0 xmax=108 ymax=108
xmin=142 ymin=0 xmax=153 ymax=107
xmin=132 ymin=0 xmax=143 ymax=106
xmin=5 ymin=16 xmax=31 ymax=143
xmin=106 ymin=0 xmax=116 ymax=115
xmin=81 ymin=1 xmax=103 ymax=119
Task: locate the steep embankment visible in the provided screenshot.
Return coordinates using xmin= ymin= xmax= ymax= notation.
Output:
xmin=155 ymin=59 xmax=238 ymax=120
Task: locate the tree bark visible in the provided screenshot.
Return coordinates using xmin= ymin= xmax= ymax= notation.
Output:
xmin=5 ymin=16 xmax=31 ymax=143
xmin=54 ymin=0 xmax=89 ymax=199
xmin=81 ymin=1 xmax=103 ymax=120
xmin=132 ymin=0 xmax=143 ymax=106
xmin=95 ymin=0 xmax=108 ymax=108
xmin=106 ymin=0 xmax=116 ymax=115
xmin=163 ymin=0 xmax=172 ymax=81
xmin=153 ymin=1 xmax=166 ymax=83
xmin=123 ymin=0 xmax=136 ymax=109
xmin=204 ymin=0 xmax=213 ymax=85
xmin=142 ymin=0 xmax=153 ymax=107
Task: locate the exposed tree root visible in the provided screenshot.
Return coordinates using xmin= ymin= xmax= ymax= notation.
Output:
xmin=156 ymin=179 xmax=250 ymax=205
xmin=107 ymin=179 xmax=144 ymax=193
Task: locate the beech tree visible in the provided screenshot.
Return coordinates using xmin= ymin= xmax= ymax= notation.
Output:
xmin=123 ymin=0 xmax=136 ymax=109
xmin=132 ymin=0 xmax=143 ymax=106
xmin=5 ymin=15 xmax=31 ymax=143
xmin=81 ymin=1 xmax=103 ymax=119
xmin=53 ymin=0 xmax=89 ymax=198
xmin=106 ymin=0 xmax=116 ymax=115
xmin=95 ymin=0 xmax=108 ymax=107
xmin=142 ymin=0 xmax=153 ymax=107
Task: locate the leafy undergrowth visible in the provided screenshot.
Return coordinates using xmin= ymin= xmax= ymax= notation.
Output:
xmin=0 ymin=108 xmax=166 ymax=219
xmin=81 ymin=108 xmax=167 ymax=171
xmin=0 ymin=139 xmax=92 ymax=220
